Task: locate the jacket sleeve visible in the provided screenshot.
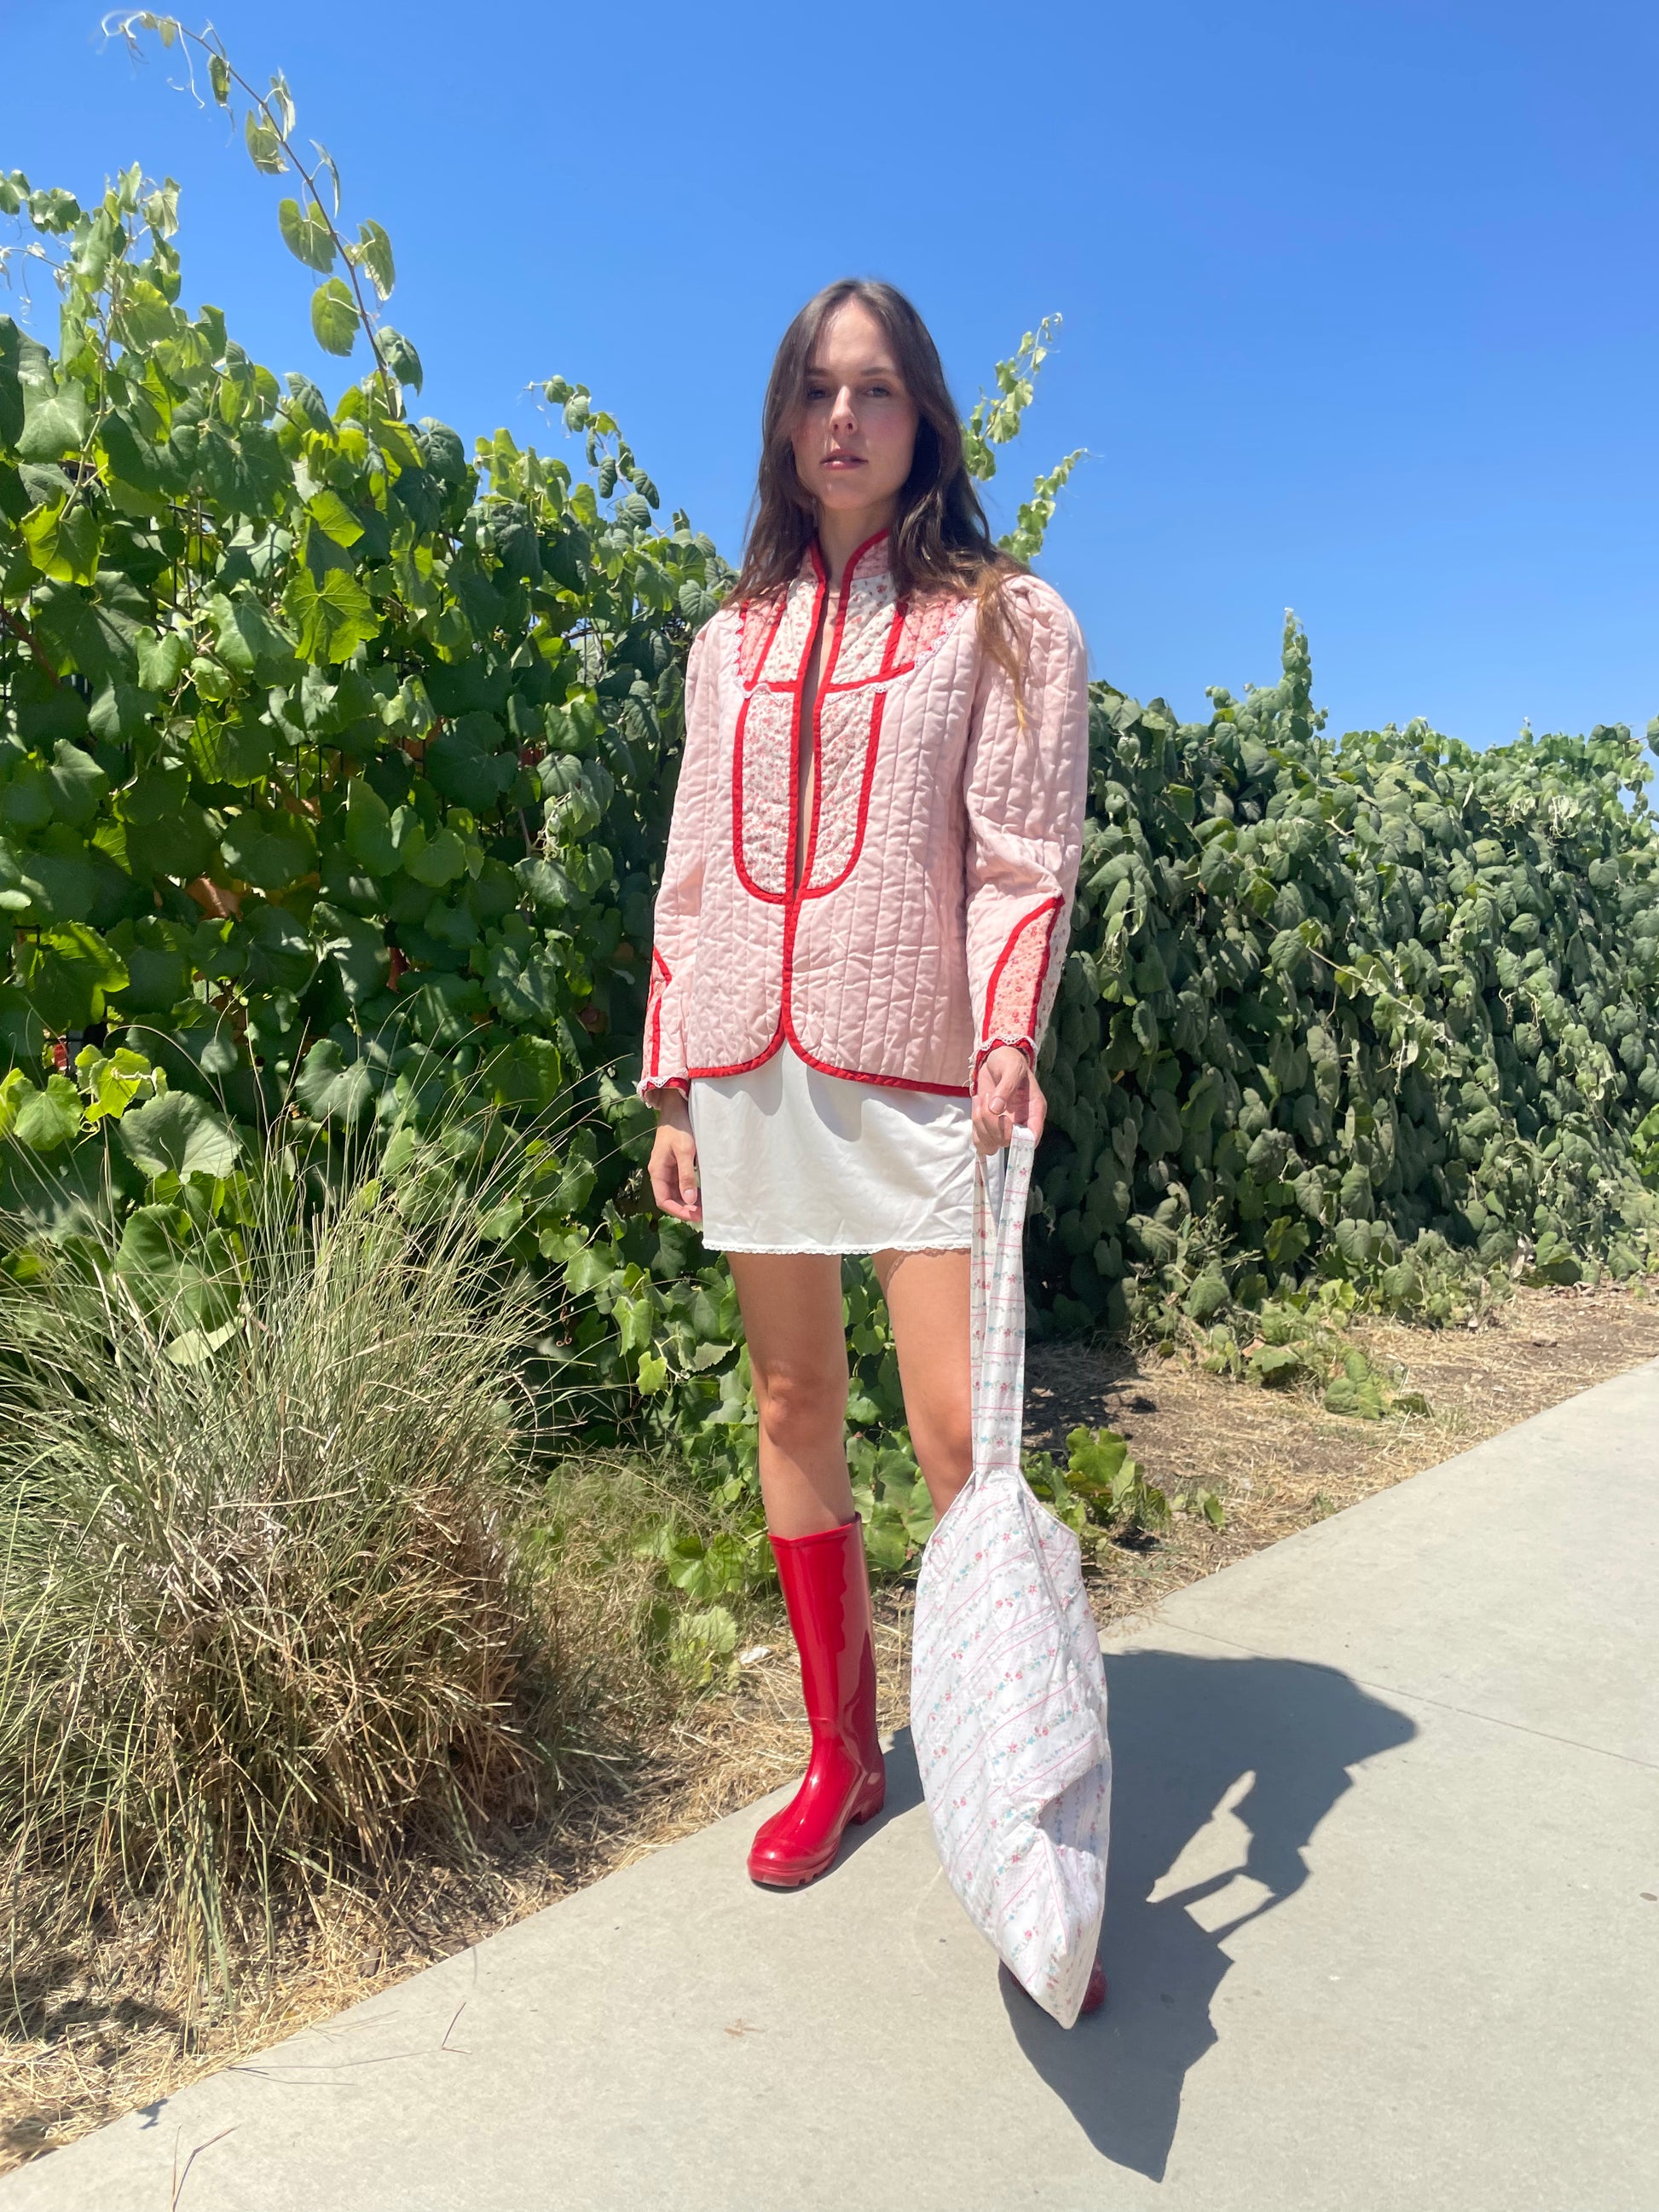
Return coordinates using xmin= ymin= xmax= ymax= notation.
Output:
xmin=962 ymin=580 xmax=1090 ymax=1090
xmin=638 ymin=621 xmax=720 ymax=1102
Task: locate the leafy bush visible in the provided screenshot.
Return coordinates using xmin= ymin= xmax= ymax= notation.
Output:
xmin=1024 ymin=1424 xmax=1225 ymax=1545
xmin=0 ymin=107 xmax=738 ymax=1450
xmin=1031 ymin=628 xmax=1659 ymax=1336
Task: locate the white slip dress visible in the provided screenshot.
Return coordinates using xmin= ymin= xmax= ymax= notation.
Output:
xmin=689 ymin=1044 xmax=974 ymax=1255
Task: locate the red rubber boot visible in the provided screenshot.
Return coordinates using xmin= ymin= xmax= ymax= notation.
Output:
xmin=748 ymin=1515 xmax=886 ymax=1887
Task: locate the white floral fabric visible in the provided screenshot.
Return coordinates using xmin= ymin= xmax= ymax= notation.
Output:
xmin=910 ymin=1126 xmax=1112 ymax=2028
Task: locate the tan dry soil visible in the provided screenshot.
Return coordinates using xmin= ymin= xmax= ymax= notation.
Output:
xmin=5 ymin=1279 xmax=1656 ymax=2172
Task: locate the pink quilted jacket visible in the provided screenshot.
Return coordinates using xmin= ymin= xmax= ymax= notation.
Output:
xmin=638 ymin=528 xmax=1090 ymax=1102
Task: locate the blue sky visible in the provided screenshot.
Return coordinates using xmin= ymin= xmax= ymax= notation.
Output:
xmin=3 ymin=0 xmax=1656 ymax=755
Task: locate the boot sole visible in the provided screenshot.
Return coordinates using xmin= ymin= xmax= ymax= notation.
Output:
xmin=746 ymin=1796 xmax=885 ymax=1889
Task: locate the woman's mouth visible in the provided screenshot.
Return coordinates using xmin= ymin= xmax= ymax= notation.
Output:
xmin=823 ymin=453 xmax=864 ymax=469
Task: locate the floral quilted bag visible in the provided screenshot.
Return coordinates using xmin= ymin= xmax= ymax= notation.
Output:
xmin=910 ymin=1125 xmax=1112 ymax=2027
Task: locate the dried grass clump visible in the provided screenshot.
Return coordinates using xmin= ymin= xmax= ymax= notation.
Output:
xmin=0 ymin=1178 xmax=564 ymax=1995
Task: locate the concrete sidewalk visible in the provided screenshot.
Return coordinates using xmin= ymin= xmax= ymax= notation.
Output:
xmin=7 ymin=1362 xmax=1657 ymax=2212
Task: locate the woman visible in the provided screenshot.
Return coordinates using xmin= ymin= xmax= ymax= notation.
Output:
xmin=639 ymin=279 xmax=1097 ymax=2001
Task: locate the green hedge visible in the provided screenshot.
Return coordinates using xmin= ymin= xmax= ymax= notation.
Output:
xmin=1033 ymin=628 xmax=1659 ymax=1328
xmin=0 ymin=162 xmax=714 ymax=1437
xmin=3 ymin=147 xmax=1656 ymax=1556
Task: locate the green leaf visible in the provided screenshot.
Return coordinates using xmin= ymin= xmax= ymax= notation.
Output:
xmin=88 ymin=678 xmax=154 ymax=745
xmin=304 ymin=488 xmax=364 ymax=547
xmin=17 ymin=380 xmax=88 ymax=463
xmin=113 ymin=1204 xmax=240 ymax=1335
xmin=14 ymin=840 xmax=97 ymax=927
xmin=20 ymin=497 xmax=101 ymax=583
xmin=267 ymin=71 xmax=296 ymax=137
xmin=0 ymin=318 xmax=24 ymax=448
xmin=278 ymin=196 xmax=335 ymax=273
xmin=295 ymin=1037 xmax=374 ymax=1124
xmin=355 ymin=219 xmax=396 ymax=299
xmin=244 ymin=109 xmax=287 ymax=174
xmin=15 ymin=921 xmax=128 ymax=1028
xmin=404 ymin=825 xmax=469 ymax=887
xmin=309 ymin=278 xmax=359 ymax=357
xmin=426 ymin=711 xmax=517 ymax=812
xmin=343 ymin=776 xmax=398 ymax=873
xmin=313 ymin=899 xmax=389 ymax=1005
xmin=862 ymin=1515 xmax=910 ymax=1573
xmin=376 ymin=326 xmax=422 ymax=392
xmin=77 ymin=1043 xmax=156 ymax=1122
xmin=208 ymin=50 xmax=230 ymax=103
xmin=285 ymin=565 xmax=378 ymax=663
xmin=117 ymin=1088 xmax=242 ymax=1180
xmin=282 ymin=372 xmax=333 ymax=434
xmin=1249 ymin=1343 xmax=1304 ymax=1387
xmin=208 ymin=589 xmax=296 ymax=677
xmin=218 ymin=808 xmax=316 ymax=891
xmin=10 ymin=1074 xmax=82 ymax=1152
xmin=46 ymin=741 xmax=108 ymax=824
xmin=136 ymin=631 xmax=189 ymax=692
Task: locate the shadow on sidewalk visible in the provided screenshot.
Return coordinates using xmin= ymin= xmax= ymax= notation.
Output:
xmin=997 ymin=1648 xmax=1417 ymax=2183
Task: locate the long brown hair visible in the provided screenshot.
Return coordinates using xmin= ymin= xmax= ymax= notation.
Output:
xmin=733 ymin=279 xmax=1028 ymax=694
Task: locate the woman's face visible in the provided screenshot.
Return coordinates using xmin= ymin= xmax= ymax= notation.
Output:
xmin=790 ymin=299 xmax=920 ymax=525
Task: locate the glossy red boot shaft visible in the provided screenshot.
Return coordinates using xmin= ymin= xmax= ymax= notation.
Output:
xmin=748 ymin=1515 xmax=886 ymax=1888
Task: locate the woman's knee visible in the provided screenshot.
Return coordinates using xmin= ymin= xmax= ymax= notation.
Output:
xmin=912 ymin=1401 xmax=973 ymax=1490
xmin=751 ymin=1361 xmax=848 ymax=1457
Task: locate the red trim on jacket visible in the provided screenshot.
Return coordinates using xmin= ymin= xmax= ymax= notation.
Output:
xmin=732 ymin=552 xmax=827 ymax=905
xmin=645 ymin=947 xmax=671 ymax=1078
xmin=801 ymin=590 xmax=906 ymax=902
xmin=978 ymin=895 xmax=1061 ymax=1060
xmin=737 ymin=590 xmax=789 ymax=690
xmin=779 ymin=1027 xmax=970 ymax=1097
xmin=686 ymin=1030 xmax=969 ymax=1098
xmin=731 ymin=693 xmax=783 ymax=904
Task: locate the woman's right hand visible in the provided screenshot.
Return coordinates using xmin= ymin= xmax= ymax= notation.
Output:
xmin=647 ymin=1090 xmax=702 ymax=1225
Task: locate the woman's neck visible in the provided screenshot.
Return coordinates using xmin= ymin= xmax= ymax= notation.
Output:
xmin=815 ymin=505 xmax=893 ymax=590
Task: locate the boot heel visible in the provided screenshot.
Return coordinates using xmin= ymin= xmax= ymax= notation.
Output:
xmin=851 ymin=1775 xmax=886 ymax=1823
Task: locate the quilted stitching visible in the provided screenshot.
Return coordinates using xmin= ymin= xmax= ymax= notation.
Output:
xmin=637 ymin=534 xmax=1088 ymax=1101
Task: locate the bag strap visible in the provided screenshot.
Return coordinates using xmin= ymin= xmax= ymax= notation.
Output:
xmin=970 ymin=1124 xmax=1036 ymax=1476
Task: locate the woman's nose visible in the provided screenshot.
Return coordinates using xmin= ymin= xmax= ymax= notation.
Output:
xmin=830 ymin=384 xmax=857 ymax=431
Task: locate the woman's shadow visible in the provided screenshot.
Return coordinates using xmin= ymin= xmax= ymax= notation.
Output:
xmin=991 ymin=1646 xmax=1417 ymax=2182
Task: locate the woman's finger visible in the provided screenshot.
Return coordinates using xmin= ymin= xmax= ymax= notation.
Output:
xmin=650 ymin=1129 xmax=702 ymax=1222
xmin=676 ymin=1133 xmax=702 ymax=1223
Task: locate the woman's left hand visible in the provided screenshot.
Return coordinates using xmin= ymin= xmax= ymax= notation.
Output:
xmin=972 ymin=1044 xmax=1046 ymax=1155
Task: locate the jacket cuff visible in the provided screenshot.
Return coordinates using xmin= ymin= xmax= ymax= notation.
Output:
xmin=971 ymin=1037 xmax=1036 ymax=1089
xmin=639 ymin=1074 xmax=691 ymax=1105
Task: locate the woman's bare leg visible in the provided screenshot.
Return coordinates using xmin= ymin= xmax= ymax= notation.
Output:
xmin=725 ymin=1251 xmax=855 ymax=1538
xmin=872 ymin=1247 xmax=974 ymax=1522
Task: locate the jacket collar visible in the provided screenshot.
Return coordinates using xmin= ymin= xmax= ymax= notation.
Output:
xmin=801 ymin=527 xmax=893 ymax=590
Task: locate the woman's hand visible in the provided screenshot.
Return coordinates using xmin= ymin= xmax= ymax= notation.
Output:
xmin=972 ymin=1044 xmax=1046 ymax=1155
xmin=647 ymin=1089 xmax=702 ymax=1224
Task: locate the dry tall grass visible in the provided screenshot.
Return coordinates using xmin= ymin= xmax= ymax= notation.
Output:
xmin=0 ymin=1172 xmax=575 ymax=2004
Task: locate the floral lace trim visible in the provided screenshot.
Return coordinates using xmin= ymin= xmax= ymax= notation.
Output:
xmin=983 ymin=904 xmax=1058 ymax=1052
